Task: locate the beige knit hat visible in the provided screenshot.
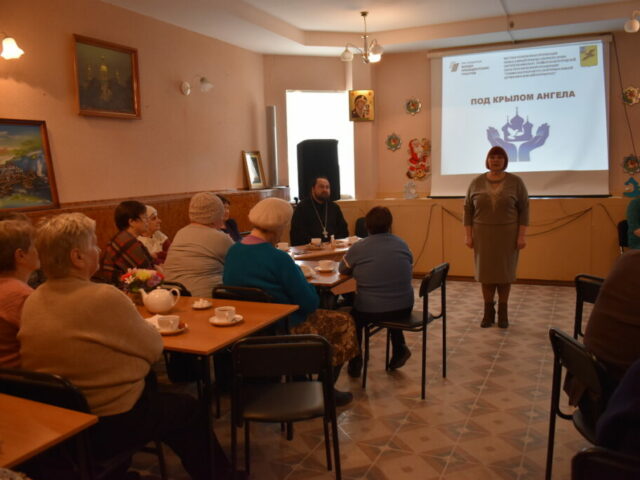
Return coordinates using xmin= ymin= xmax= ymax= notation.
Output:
xmin=189 ymin=192 xmax=224 ymax=225
xmin=249 ymin=197 xmax=293 ymax=231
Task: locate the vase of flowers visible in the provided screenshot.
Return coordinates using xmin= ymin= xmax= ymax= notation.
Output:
xmin=120 ymin=268 xmax=164 ymax=305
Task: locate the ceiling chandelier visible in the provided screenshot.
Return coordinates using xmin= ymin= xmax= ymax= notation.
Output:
xmin=340 ymin=11 xmax=384 ymax=64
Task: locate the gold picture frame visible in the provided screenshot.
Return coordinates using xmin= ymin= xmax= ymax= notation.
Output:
xmin=349 ymin=89 xmax=374 ymax=122
xmin=242 ymin=151 xmax=266 ymax=189
xmin=73 ymin=34 xmax=141 ymax=119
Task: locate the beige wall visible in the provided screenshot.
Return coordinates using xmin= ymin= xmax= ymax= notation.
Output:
xmin=2 ymin=0 xmax=267 ymax=203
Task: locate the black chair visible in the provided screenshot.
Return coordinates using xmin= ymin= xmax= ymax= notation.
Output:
xmin=545 ymin=329 xmax=611 ymax=480
xmin=572 ymin=447 xmax=640 ymax=480
xmin=361 ymin=262 xmax=449 ymax=400
xmin=617 ymin=220 xmax=628 ymax=255
xmin=160 ymin=280 xmax=191 ymax=297
xmin=573 ymin=274 xmax=604 ymax=339
xmin=230 ymin=335 xmax=341 ymax=479
xmin=354 ymin=217 xmax=368 ymax=238
xmin=0 ymin=368 xmax=167 ymax=480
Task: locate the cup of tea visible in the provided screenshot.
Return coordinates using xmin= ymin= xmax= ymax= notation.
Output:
xmin=277 ymin=242 xmax=289 ymax=251
xmin=310 ymin=238 xmax=322 ymax=247
xmin=157 ymin=315 xmax=180 ymax=330
xmin=215 ymin=306 xmax=236 ymax=322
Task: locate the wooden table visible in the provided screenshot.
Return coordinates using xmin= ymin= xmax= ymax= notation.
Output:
xmin=137 ymin=296 xmax=298 ymax=477
xmin=296 ymin=259 xmax=356 ymax=307
xmin=0 ymin=393 xmax=97 ymax=469
xmin=291 ymin=244 xmax=350 ymax=261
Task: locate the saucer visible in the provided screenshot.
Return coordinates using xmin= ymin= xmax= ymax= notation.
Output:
xmin=315 ymin=266 xmax=335 ymax=273
xmin=159 ymin=323 xmax=188 ymax=336
xmin=209 ymin=314 xmax=244 ymax=327
xmin=192 ymin=300 xmax=212 ymax=310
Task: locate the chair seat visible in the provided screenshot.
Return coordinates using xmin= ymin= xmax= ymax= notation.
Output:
xmin=372 ymin=311 xmax=430 ymax=331
xmin=243 ymin=381 xmax=326 ymax=422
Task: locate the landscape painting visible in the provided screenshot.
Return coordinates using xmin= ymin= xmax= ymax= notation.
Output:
xmin=0 ymin=119 xmax=59 ymax=211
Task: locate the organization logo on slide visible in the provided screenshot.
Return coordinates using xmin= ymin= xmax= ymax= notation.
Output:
xmin=579 ymin=45 xmax=598 ymax=67
xmin=449 ymin=62 xmax=459 ymax=72
xmin=486 ymin=108 xmax=549 ymax=162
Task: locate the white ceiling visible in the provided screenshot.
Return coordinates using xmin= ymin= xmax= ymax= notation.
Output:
xmin=102 ymin=0 xmax=634 ymax=55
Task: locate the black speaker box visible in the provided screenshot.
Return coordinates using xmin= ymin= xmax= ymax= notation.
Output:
xmin=297 ymin=139 xmax=340 ymax=201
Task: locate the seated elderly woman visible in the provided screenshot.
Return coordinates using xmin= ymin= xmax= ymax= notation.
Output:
xmin=96 ymin=200 xmax=155 ymax=286
xmin=137 ymin=204 xmax=171 ymax=264
xmin=18 ymin=213 xmax=231 ymax=479
xmin=163 ymin=192 xmax=234 ymax=298
xmin=218 ymin=194 xmax=242 ymax=242
xmin=223 ymin=197 xmax=359 ymax=406
xmin=339 ymin=206 xmax=414 ymax=378
xmin=0 ymin=215 xmax=40 ymax=368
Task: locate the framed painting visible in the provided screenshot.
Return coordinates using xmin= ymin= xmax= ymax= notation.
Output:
xmin=242 ymin=151 xmax=266 ymax=189
xmin=349 ymin=89 xmax=374 ymax=122
xmin=0 ymin=119 xmax=59 ymax=212
xmin=73 ymin=34 xmax=141 ymax=119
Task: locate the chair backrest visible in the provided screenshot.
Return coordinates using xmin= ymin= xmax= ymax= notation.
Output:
xmin=548 ymin=329 xmax=608 ymax=418
xmin=232 ymin=334 xmax=332 ymax=379
xmin=617 ymin=220 xmax=629 ymax=249
xmin=212 ymin=285 xmax=274 ymax=303
xmin=160 ymin=281 xmax=191 ymax=297
xmin=419 ymin=262 xmax=450 ymax=298
xmin=572 ymin=447 xmax=640 ymax=480
xmin=0 ymin=368 xmax=89 ymax=413
xmin=355 ymin=217 xmax=368 ymax=238
xmin=574 ymin=274 xmax=604 ymax=338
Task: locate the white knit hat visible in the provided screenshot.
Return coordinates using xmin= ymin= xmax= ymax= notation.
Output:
xmin=249 ymin=197 xmax=293 ymax=231
xmin=189 ymin=192 xmax=224 ymax=225
xmin=145 ymin=205 xmax=158 ymax=217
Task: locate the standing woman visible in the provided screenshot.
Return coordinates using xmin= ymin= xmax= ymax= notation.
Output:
xmin=463 ymin=146 xmax=529 ymax=328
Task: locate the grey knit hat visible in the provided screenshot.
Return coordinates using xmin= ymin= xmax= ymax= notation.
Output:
xmin=249 ymin=197 xmax=292 ymax=231
xmin=189 ymin=192 xmax=224 ymax=225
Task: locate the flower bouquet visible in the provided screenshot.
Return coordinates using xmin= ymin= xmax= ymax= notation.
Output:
xmin=120 ymin=268 xmax=164 ymax=304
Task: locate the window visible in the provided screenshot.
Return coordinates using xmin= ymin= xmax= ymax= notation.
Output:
xmin=285 ymin=90 xmax=355 ymax=200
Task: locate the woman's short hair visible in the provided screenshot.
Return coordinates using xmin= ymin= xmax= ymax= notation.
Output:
xmin=0 ymin=219 xmax=35 ymax=273
xmin=35 ymin=213 xmax=96 ymax=278
xmin=249 ymin=197 xmax=293 ymax=232
xmin=114 ymin=201 xmax=146 ymax=231
xmin=485 ymin=146 xmax=509 ymax=170
xmin=365 ymin=206 xmax=393 ymax=235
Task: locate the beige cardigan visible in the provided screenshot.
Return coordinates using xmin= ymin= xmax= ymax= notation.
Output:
xmin=19 ymin=277 xmax=163 ymax=416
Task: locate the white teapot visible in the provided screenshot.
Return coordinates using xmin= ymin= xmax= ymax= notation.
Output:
xmin=140 ymin=287 xmax=180 ymax=314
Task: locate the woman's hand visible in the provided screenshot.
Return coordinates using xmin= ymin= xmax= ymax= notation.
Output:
xmin=465 ymin=235 xmax=473 ymax=249
xmin=517 ymin=236 xmax=526 ymax=250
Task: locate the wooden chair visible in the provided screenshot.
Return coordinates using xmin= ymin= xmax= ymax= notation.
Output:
xmin=361 ymin=262 xmax=449 ymax=400
xmin=545 ymin=329 xmax=611 ymax=480
xmin=573 ymin=274 xmax=604 ymax=339
xmin=231 ymin=335 xmax=341 ymax=479
xmin=0 ymin=368 xmax=167 ymax=480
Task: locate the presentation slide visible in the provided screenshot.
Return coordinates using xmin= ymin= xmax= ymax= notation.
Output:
xmin=433 ymin=39 xmax=609 ymax=196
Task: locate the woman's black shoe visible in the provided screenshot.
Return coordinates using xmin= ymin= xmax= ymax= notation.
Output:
xmin=388 ymin=346 xmax=411 ymax=370
xmin=333 ymin=388 xmax=354 ymax=406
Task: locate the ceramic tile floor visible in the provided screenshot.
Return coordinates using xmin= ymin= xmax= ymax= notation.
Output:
xmin=132 ymin=280 xmax=589 ymax=479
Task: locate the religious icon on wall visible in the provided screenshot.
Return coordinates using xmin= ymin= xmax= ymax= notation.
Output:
xmin=349 ymin=90 xmax=374 ymax=122
xmin=73 ymin=35 xmax=141 ymax=119
xmin=242 ymin=151 xmax=266 ymax=189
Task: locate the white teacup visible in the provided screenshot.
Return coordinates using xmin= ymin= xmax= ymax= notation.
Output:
xmin=277 ymin=242 xmax=289 ymax=251
xmin=318 ymin=260 xmax=335 ymax=270
xmin=310 ymin=238 xmax=322 ymax=247
xmin=215 ymin=306 xmax=236 ymax=322
xmin=157 ymin=315 xmax=180 ymax=330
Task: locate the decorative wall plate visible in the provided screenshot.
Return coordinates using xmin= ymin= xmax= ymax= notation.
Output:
xmin=405 ymin=98 xmax=422 ymax=115
xmin=385 ymin=133 xmax=402 ymax=151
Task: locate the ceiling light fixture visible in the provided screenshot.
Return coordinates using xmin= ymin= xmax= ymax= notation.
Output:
xmin=624 ymin=10 xmax=640 ymax=33
xmin=1 ymin=33 xmax=24 ymax=60
xmin=340 ymin=11 xmax=383 ymax=64
xmin=180 ymin=76 xmax=214 ymax=96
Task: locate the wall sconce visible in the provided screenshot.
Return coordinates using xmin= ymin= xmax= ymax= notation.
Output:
xmin=1 ymin=33 xmax=24 ymax=60
xmin=624 ymin=10 xmax=640 ymax=32
xmin=180 ymin=76 xmax=214 ymax=96
xmin=340 ymin=11 xmax=384 ymax=64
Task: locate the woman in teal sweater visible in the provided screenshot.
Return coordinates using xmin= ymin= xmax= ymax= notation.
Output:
xmin=223 ymin=197 xmax=358 ymax=406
